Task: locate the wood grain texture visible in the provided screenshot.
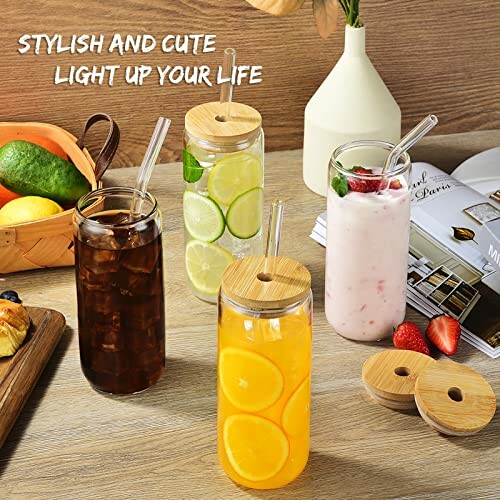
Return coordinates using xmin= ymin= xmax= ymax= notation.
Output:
xmin=0 ymin=307 xmax=65 ymax=448
xmin=415 ymin=361 xmax=496 ymax=436
xmin=185 ymin=101 xmax=261 ymax=144
xmin=1 ymin=1 xmax=500 ymax=168
xmin=0 ymin=134 xmax=499 ymax=498
xmin=362 ymin=349 xmax=436 ymax=403
xmin=221 ymin=255 xmax=311 ymax=309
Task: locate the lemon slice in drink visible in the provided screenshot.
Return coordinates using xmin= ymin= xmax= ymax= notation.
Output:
xmin=183 ymin=190 xmax=225 ymax=242
xmin=207 ymin=152 xmax=263 ymax=206
xmin=185 ymin=240 xmax=234 ymax=296
xmin=223 ymin=414 xmax=289 ymax=482
xmin=219 ymin=347 xmax=284 ymax=412
xmin=226 ymin=187 xmax=263 ymax=239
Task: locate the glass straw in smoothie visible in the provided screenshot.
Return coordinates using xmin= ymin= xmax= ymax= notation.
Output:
xmin=219 ymin=48 xmax=236 ymax=120
xmin=130 ymin=116 xmax=171 ymax=218
xmin=262 ymin=199 xmax=284 ymax=279
xmin=383 ymin=114 xmax=438 ymax=172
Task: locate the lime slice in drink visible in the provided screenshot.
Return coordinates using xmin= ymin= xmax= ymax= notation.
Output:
xmin=185 ymin=240 xmax=235 ymax=296
xmin=226 ymin=187 xmax=263 ymax=239
xmin=207 ymin=152 xmax=263 ymax=206
xmin=183 ymin=190 xmax=225 ymax=242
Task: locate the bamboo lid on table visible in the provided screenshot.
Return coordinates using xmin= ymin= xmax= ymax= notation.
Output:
xmin=415 ymin=361 xmax=496 ymax=436
xmin=362 ymin=350 xmax=436 ymax=409
xmin=185 ymin=101 xmax=262 ymax=145
xmin=220 ymin=255 xmax=311 ymax=310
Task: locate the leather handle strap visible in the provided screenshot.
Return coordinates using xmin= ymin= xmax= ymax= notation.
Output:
xmin=77 ymin=113 xmax=120 ymax=181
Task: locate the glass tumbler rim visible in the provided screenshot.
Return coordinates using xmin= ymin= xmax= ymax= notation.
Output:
xmin=219 ymin=289 xmax=313 ymax=319
xmin=330 ymin=140 xmax=412 ymax=179
xmin=75 ymin=186 xmax=159 ymax=230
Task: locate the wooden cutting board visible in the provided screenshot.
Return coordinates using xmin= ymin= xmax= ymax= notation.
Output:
xmin=0 ymin=306 xmax=65 ymax=447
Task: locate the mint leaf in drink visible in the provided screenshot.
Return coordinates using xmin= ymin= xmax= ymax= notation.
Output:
xmin=332 ymin=173 xmax=349 ymax=197
xmin=183 ymin=149 xmax=203 ymax=183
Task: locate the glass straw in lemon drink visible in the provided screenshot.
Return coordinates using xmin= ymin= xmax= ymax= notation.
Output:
xmin=130 ymin=116 xmax=171 ymax=218
xmin=182 ymin=47 xmax=264 ymax=303
xmin=219 ymin=48 xmax=236 ymax=120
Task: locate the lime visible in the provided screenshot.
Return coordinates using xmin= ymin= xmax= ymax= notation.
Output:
xmin=0 ymin=196 xmax=63 ymax=225
xmin=183 ymin=191 xmax=225 ymax=242
xmin=226 ymin=187 xmax=263 ymax=239
xmin=185 ymin=240 xmax=234 ymax=296
xmin=207 ymin=152 xmax=262 ymax=206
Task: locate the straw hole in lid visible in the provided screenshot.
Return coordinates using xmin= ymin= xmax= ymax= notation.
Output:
xmin=448 ymin=387 xmax=463 ymax=402
xmin=257 ymin=272 xmax=273 ymax=282
xmin=215 ymin=115 xmax=228 ymax=122
xmin=394 ymin=366 xmax=410 ymax=377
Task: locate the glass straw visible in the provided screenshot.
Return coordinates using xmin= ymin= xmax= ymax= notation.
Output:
xmin=130 ymin=116 xmax=171 ymax=218
xmin=263 ymin=199 xmax=284 ymax=279
xmin=219 ymin=48 xmax=236 ymax=120
xmin=383 ymin=114 xmax=438 ymax=172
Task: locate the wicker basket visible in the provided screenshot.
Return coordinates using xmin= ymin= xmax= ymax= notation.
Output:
xmin=0 ymin=114 xmax=119 ymax=274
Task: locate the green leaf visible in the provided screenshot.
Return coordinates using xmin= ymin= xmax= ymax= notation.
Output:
xmin=331 ymin=172 xmax=349 ymax=197
xmin=183 ymin=149 xmax=203 ymax=183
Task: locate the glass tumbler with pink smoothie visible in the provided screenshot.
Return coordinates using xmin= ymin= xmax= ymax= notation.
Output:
xmin=325 ymin=140 xmax=411 ymax=341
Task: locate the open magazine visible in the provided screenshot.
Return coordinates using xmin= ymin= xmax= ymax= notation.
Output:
xmin=311 ymin=161 xmax=500 ymax=358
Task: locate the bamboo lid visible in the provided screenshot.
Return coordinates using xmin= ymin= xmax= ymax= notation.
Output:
xmin=221 ymin=255 xmax=311 ymax=310
xmin=185 ymin=101 xmax=262 ymax=144
xmin=362 ymin=350 xmax=436 ymax=404
xmin=415 ymin=361 xmax=496 ymax=436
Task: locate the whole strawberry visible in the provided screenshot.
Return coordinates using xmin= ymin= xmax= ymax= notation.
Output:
xmin=393 ymin=322 xmax=430 ymax=355
xmin=426 ymin=315 xmax=461 ymax=356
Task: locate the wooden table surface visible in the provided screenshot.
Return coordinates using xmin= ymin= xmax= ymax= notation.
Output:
xmin=1 ymin=133 xmax=499 ymax=499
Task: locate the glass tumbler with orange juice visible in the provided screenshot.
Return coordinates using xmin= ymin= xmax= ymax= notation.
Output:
xmin=217 ymin=202 xmax=312 ymax=489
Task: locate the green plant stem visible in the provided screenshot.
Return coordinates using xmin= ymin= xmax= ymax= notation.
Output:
xmin=338 ymin=0 xmax=349 ymax=16
xmin=340 ymin=0 xmax=362 ymax=28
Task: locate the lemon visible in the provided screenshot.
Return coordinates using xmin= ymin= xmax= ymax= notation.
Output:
xmin=223 ymin=414 xmax=289 ymax=482
xmin=219 ymin=347 xmax=284 ymax=412
xmin=207 ymin=153 xmax=263 ymax=206
xmin=282 ymin=376 xmax=311 ymax=436
xmin=0 ymin=196 xmax=63 ymax=225
xmin=185 ymin=240 xmax=234 ymax=296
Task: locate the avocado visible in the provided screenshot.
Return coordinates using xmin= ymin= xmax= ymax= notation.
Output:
xmin=0 ymin=140 xmax=90 ymax=205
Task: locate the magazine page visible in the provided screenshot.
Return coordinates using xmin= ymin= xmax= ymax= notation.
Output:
xmin=410 ymin=162 xmax=499 ymax=279
xmin=407 ymin=245 xmax=500 ymax=356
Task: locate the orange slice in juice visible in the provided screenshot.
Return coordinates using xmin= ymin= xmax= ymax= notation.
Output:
xmin=282 ymin=376 xmax=311 ymax=436
xmin=219 ymin=347 xmax=284 ymax=412
xmin=223 ymin=414 xmax=289 ymax=482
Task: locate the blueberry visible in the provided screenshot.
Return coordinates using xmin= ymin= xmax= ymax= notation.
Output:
xmin=0 ymin=290 xmax=22 ymax=304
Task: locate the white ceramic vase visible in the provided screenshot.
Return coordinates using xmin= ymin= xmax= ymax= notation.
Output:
xmin=303 ymin=25 xmax=401 ymax=196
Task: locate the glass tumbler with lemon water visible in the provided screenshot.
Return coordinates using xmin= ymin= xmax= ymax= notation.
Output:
xmin=183 ymin=101 xmax=264 ymax=302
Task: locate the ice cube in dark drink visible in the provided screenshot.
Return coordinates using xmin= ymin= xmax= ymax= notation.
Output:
xmin=75 ymin=210 xmax=165 ymax=394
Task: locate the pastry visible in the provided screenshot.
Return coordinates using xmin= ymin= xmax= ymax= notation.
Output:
xmin=0 ymin=298 xmax=30 ymax=357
